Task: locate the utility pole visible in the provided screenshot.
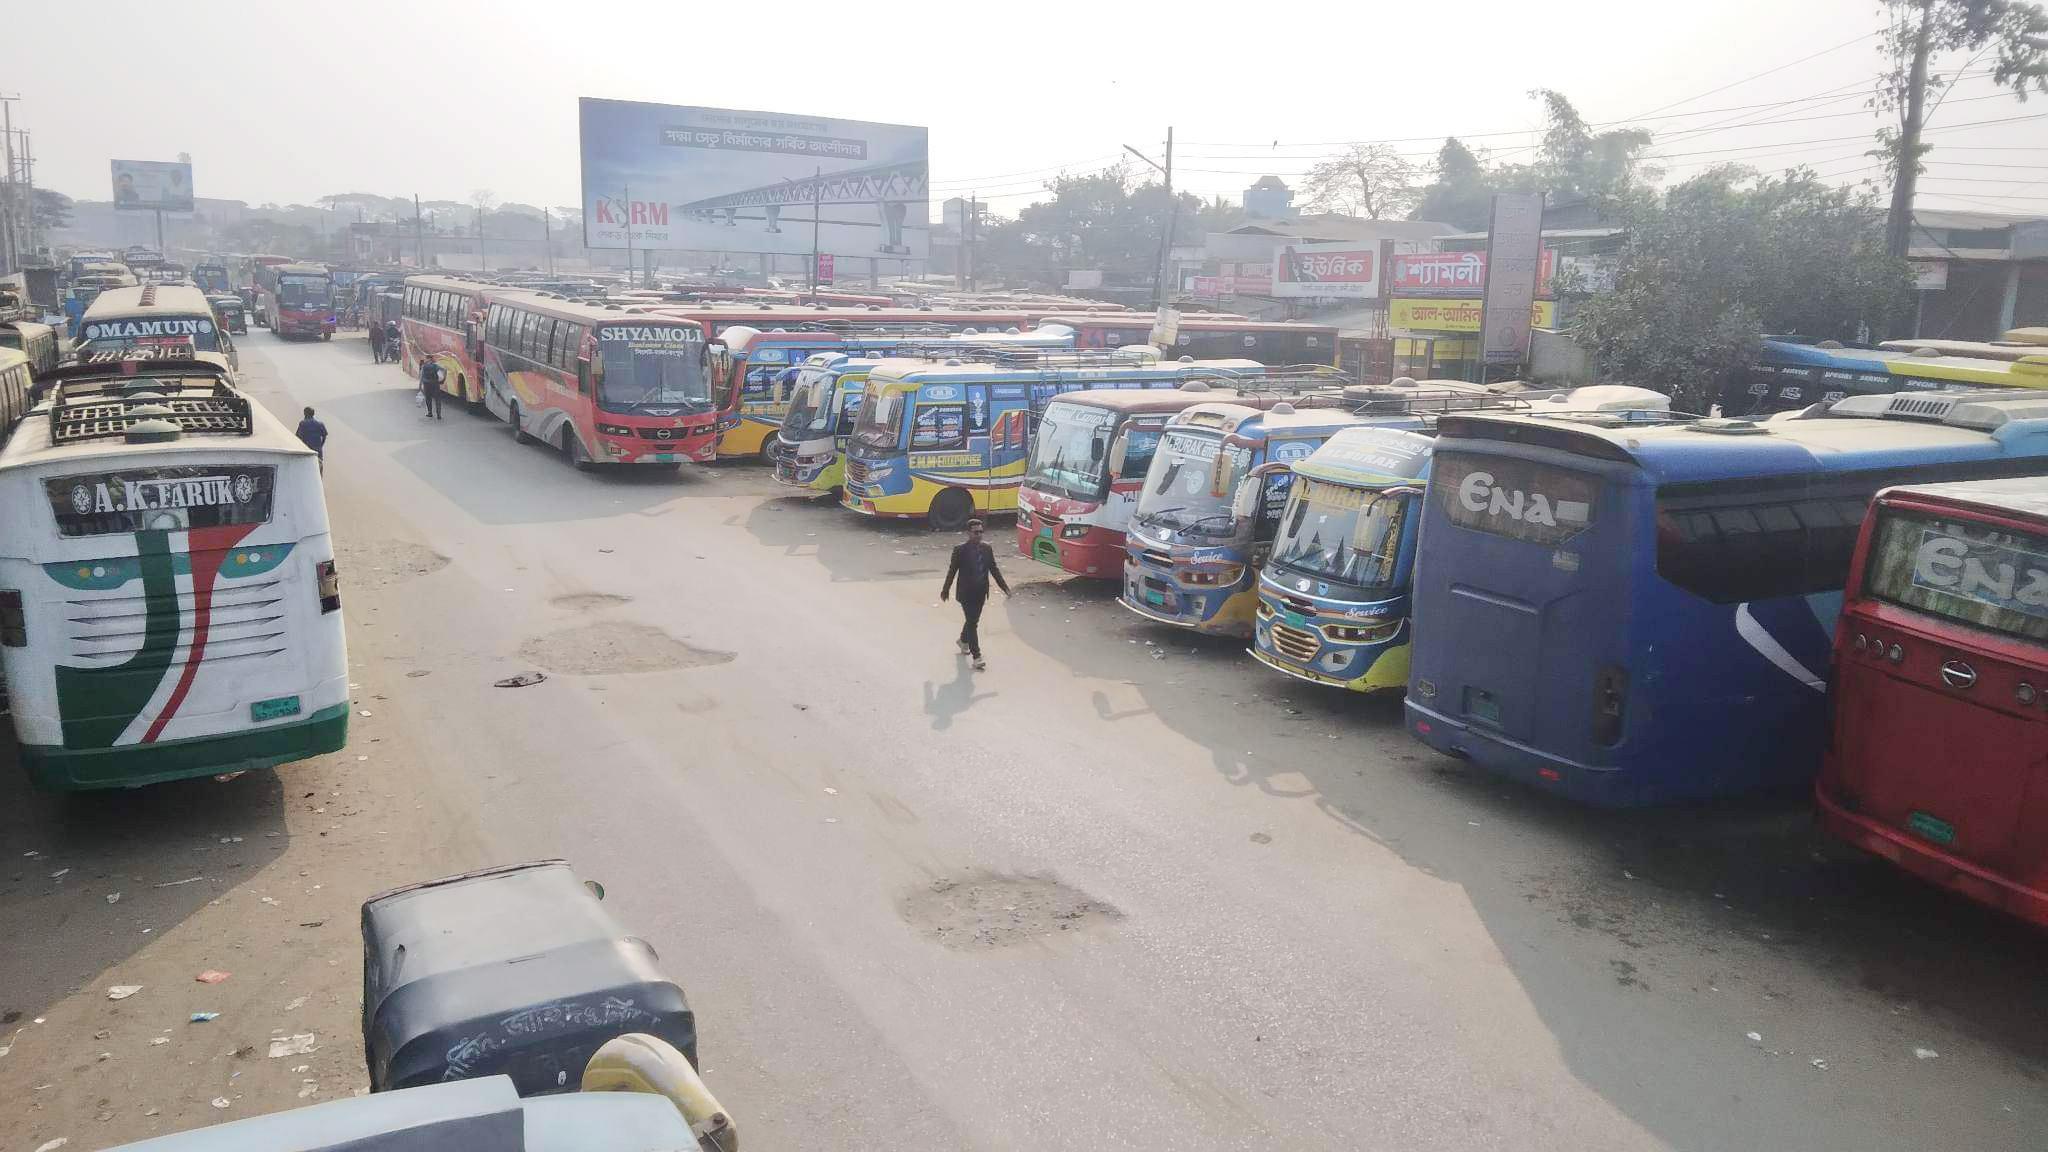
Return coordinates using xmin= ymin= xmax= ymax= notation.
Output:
xmin=543 ymin=208 xmax=553 ymax=275
xmin=0 ymin=95 xmax=18 ymax=275
xmin=622 ymin=184 xmax=636 ymax=285
xmin=1884 ymin=2 xmax=1935 ymax=261
xmin=809 ymin=166 xmax=822 ymax=295
xmin=1123 ymin=127 xmax=1175 ymax=307
xmin=477 ymin=204 xmax=487 ymax=272
xmin=20 ymin=129 xmax=34 ymax=260
xmin=413 ymin=194 xmax=424 ymax=268
xmin=966 ymin=193 xmax=978 ymax=291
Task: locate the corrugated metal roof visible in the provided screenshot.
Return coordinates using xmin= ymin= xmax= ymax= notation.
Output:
xmin=1914 ymin=208 xmax=2045 ymax=230
xmin=1225 ymin=214 xmax=1454 ymax=242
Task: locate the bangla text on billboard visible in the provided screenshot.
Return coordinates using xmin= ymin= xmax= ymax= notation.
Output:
xmin=1390 ymin=298 xmax=1558 ymax=332
xmin=1389 ymin=249 xmax=1557 ymax=297
xmin=1271 ymin=242 xmax=1379 ymax=299
xmin=578 ymin=98 xmax=929 ymax=259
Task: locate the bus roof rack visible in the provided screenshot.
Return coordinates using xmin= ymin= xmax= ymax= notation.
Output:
xmin=46 ymin=371 xmax=254 ymax=446
xmin=902 ymin=346 xmax=1166 ymax=369
xmin=44 ymin=344 xmax=234 ymax=383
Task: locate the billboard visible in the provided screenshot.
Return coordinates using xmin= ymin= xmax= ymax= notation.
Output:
xmin=1391 ymin=298 xmax=1557 ymax=332
xmin=1479 ymin=192 xmax=1545 ymax=365
xmin=578 ymin=99 xmax=928 ymax=259
xmin=1389 ymin=250 xmax=1558 ymax=297
xmin=111 ymin=160 xmax=193 ymax=212
xmin=1272 ymin=242 xmax=1379 ymax=299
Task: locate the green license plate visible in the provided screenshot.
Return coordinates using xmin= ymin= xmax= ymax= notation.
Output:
xmin=1906 ymin=811 xmax=1956 ymax=846
xmin=1283 ymin=611 xmax=1306 ymax=628
xmin=250 ymin=695 xmax=302 ymax=722
xmin=1145 ymin=590 xmax=1166 ymax=607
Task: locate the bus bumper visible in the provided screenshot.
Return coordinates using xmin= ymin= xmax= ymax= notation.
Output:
xmin=1404 ymin=698 xmax=1639 ymax=807
xmin=1815 ymin=774 xmax=2048 ymax=928
xmin=21 ymin=703 xmax=350 ymax=791
xmin=1016 ymin=515 xmax=1124 ymax=577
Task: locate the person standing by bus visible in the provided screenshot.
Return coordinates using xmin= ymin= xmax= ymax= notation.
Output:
xmin=939 ymin=518 xmax=1010 ymax=671
xmin=368 ymin=319 xmax=387 ymax=363
xmin=418 ymin=356 xmax=446 ymax=419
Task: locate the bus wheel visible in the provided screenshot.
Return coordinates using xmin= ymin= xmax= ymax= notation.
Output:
xmin=929 ymin=488 xmax=973 ymax=531
xmin=563 ymin=429 xmax=595 ymax=472
xmin=758 ymin=439 xmax=778 ymax=466
xmin=321 ymin=331 xmax=332 ymax=341
xmin=509 ymin=402 xmax=533 ymax=445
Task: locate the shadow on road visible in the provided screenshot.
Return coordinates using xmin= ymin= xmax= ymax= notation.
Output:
xmin=743 ymin=495 xmax=957 ymax=583
xmin=922 ymin=658 xmax=996 ymax=731
xmin=0 ymin=741 xmax=288 ymax=1023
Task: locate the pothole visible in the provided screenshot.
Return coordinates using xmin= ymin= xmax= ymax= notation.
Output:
xmin=516 ymin=621 xmax=734 ymax=675
xmin=550 ymin=592 xmax=632 ymax=611
xmin=340 ymin=539 xmax=450 ymax=585
xmin=900 ymin=872 xmax=1120 ymax=950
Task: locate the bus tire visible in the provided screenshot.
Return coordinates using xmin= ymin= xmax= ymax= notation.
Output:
xmin=563 ymin=428 xmax=595 ymax=472
xmin=929 ymin=487 xmax=973 ymax=531
xmin=321 ymin=331 xmax=332 ymax=342
xmin=509 ymin=402 xmax=533 ymax=445
xmin=758 ymin=438 xmax=778 ymax=466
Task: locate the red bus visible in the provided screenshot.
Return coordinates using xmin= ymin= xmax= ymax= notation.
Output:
xmin=1818 ymin=477 xmax=2048 ymax=927
xmin=483 ymin=291 xmax=727 ymax=467
xmin=1037 ymin=313 xmax=1338 ymax=367
xmin=256 ymin=263 xmax=337 ymax=340
xmin=399 ymin=275 xmax=494 ymax=406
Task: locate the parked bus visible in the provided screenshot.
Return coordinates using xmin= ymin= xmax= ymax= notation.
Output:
xmin=1724 ymin=337 xmax=2048 ymax=416
xmin=1017 ymin=373 xmax=1347 ymax=578
xmin=714 ymin=322 xmax=1065 ymax=462
xmin=774 ymin=331 xmax=1083 ymax=492
xmin=0 ymin=348 xmax=34 ymax=435
xmin=1878 ymin=327 xmax=2048 ymax=362
xmin=192 ymin=260 xmax=233 ymax=296
xmin=1816 ymin=476 xmax=2048 ymax=925
xmin=0 ymin=356 xmax=348 ymax=789
xmin=482 ymin=292 xmax=726 ymax=468
xmin=0 ymin=319 xmax=61 ymax=381
xmin=1403 ymin=389 xmax=2048 ymax=807
xmin=76 ymin=284 xmax=237 ymax=374
xmin=1248 ymin=387 xmax=1671 ymax=693
xmin=400 ymin=276 xmax=498 ymax=406
xmin=257 ymin=263 xmax=337 ymax=341
xmin=1039 ymin=313 xmax=1340 ymax=367
xmin=1118 ymin=398 xmax=1405 ymax=637
xmin=842 ymin=352 xmax=1257 ymax=530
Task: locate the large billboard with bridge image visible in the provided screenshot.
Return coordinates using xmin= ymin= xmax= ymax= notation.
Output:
xmin=578 ymin=98 xmax=929 ymax=261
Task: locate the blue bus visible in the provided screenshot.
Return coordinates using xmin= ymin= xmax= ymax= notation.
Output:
xmin=1723 ymin=337 xmax=2048 ymax=416
xmin=1404 ymin=390 xmax=2048 ymax=807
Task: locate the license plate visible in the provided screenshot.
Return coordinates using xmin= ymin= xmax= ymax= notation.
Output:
xmin=1283 ymin=611 xmax=1306 ymax=628
xmin=251 ymin=695 xmax=301 ymax=722
xmin=1465 ymin=688 xmax=1501 ymax=726
xmin=1144 ymin=590 xmax=1166 ymax=607
xmin=650 ymin=454 xmax=677 ymax=463
xmin=1906 ymin=810 xmax=1956 ymax=846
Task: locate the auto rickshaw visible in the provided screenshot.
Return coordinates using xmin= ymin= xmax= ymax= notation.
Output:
xmin=209 ymin=292 xmax=249 ymax=334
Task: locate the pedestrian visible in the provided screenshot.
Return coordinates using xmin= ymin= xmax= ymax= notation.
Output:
xmin=368 ymin=319 xmax=386 ymax=363
xmin=384 ymin=319 xmax=402 ymax=366
xmin=939 ymin=517 xmax=1010 ymax=671
xmin=295 ymin=405 xmax=328 ymax=473
xmin=418 ymin=355 xmax=446 ymax=420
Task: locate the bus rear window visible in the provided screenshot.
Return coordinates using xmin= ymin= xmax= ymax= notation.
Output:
xmin=1865 ymin=511 xmax=2048 ymax=643
xmin=1432 ymin=452 xmax=1598 ymax=547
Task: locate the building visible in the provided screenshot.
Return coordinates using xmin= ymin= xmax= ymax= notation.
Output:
xmin=1243 ymin=176 xmax=1294 ymax=220
xmin=1907 ymin=210 xmax=2048 ymax=340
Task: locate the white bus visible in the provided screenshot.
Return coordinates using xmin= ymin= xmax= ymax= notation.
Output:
xmin=0 ymin=353 xmax=347 ymax=789
xmin=75 ymin=282 xmax=240 ymax=376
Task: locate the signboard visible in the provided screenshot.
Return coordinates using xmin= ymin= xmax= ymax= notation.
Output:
xmin=1150 ymin=306 xmax=1182 ymax=349
xmin=1909 ymin=260 xmax=1949 ymax=291
xmin=1233 ymin=262 xmax=1273 ymax=295
xmin=1390 ymin=298 xmax=1556 ymax=332
xmin=1066 ymin=269 xmax=1105 ymax=290
xmin=1272 ymin=242 xmax=1380 ymax=299
xmin=814 ymin=253 xmax=835 ymax=284
xmin=1480 ymin=193 xmax=1545 ymax=364
xmin=111 ymin=160 xmax=194 ymax=213
xmin=1388 ymin=249 xmax=1559 ymax=297
xmin=579 ymin=99 xmax=928 ymax=258
xmin=47 ymin=466 xmax=273 ymax=538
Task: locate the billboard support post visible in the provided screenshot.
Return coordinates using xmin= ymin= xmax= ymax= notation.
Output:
xmin=153 ymin=208 xmax=163 ymax=255
xmin=809 ymin=166 xmax=821 ymax=295
xmin=413 ymin=194 xmax=423 ymax=268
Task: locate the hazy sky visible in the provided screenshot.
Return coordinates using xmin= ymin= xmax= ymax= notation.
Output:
xmin=3 ymin=0 xmax=2044 ymax=219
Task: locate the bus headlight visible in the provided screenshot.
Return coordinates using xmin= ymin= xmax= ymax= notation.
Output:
xmin=1060 ymin=524 xmax=1090 ymax=540
xmin=1325 ymin=620 xmax=1401 ymax=644
xmin=1178 ymin=565 xmax=1244 ymax=587
xmin=597 ymin=423 xmax=634 ymax=437
xmin=315 ymin=561 xmax=341 ymax=614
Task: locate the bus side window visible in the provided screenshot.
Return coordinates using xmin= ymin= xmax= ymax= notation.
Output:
xmin=1119 ymin=428 xmax=1161 ymax=479
xmin=911 ymin=403 xmax=967 ymax=451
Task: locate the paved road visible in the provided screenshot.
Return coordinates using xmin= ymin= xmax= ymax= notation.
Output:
xmin=7 ymin=333 xmax=2046 ymax=1151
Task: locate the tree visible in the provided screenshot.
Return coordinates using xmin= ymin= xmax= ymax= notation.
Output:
xmin=1874 ymin=0 xmax=2048 ymax=259
xmin=1412 ymin=138 xmax=1494 ymax=228
xmin=1299 ymin=144 xmax=1419 ymax=220
xmin=1574 ymin=167 xmax=1912 ymax=412
xmin=1526 ymin=89 xmax=1656 ymax=203
xmin=979 ymin=163 xmax=1216 ymax=288
xmin=31 ymin=189 xmax=72 ymax=232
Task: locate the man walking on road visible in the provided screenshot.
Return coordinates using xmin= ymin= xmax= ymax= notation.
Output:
xmin=418 ymin=356 xmax=446 ymax=420
xmin=295 ymin=406 xmax=328 ymax=472
xmin=940 ymin=518 xmax=1010 ymax=671
xmin=368 ymin=319 xmax=387 ymax=363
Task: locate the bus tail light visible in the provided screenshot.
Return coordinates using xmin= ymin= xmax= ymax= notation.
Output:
xmin=1060 ymin=523 xmax=1090 ymax=540
xmin=1592 ymin=664 xmax=1627 ymax=747
xmin=0 ymin=589 xmax=24 ymax=646
xmin=316 ymin=561 xmax=341 ymax=614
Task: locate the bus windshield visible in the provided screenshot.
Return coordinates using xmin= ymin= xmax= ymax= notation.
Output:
xmin=784 ymin=369 xmax=835 ymax=435
xmin=1134 ymin=428 xmax=1238 ymax=537
xmin=1271 ymin=478 xmax=1409 ymax=590
xmin=597 ymin=330 xmax=712 ymax=411
xmin=1027 ymin=402 xmax=1116 ymax=500
xmin=278 ymin=276 xmax=332 ymax=310
xmin=1864 ymin=509 xmax=2048 ymax=642
xmin=853 ymin=385 xmax=907 ymax=450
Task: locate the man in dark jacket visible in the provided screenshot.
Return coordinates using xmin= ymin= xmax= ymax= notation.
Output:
xmin=295 ymin=406 xmax=328 ymax=472
xmin=940 ymin=518 xmax=1010 ymax=670
xmin=418 ymin=356 xmax=446 ymax=419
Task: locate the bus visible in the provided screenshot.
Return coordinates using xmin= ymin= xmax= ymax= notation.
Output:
xmin=1723 ymin=337 xmax=2048 ymax=415
xmin=0 ymin=356 xmax=348 ymax=789
xmin=1878 ymin=326 xmax=2048 ymax=362
xmin=399 ymin=276 xmax=498 ymax=406
xmin=1016 ymin=375 xmax=1346 ymax=579
xmin=1403 ymin=390 xmax=2048 ymax=808
xmin=1247 ymin=387 xmax=1670 ymax=693
xmin=774 ymin=331 xmax=1083 ymax=492
xmin=1118 ymin=398 xmax=1405 ymax=637
xmin=713 ymin=322 xmax=1066 ymax=462
xmin=1816 ymin=476 xmax=2048 ymax=926
xmin=0 ymin=319 xmax=61 ymax=381
xmin=192 ymin=260 xmax=233 ymax=296
xmin=257 ymin=263 xmax=337 ymax=340
xmin=0 ymin=348 xmax=34 ymax=436
xmin=842 ymin=352 xmax=1258 ymax=530
xmin=76 ymin=284 xmax=237 ymax=374
xmin=481 ymin=292 xmax=725 ymax=468
xmin=1039 ymin=313 xmax=1340 ymax=367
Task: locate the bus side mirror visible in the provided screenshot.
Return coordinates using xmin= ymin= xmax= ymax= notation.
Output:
xmin=577 ymin=357 xmax=592 ymax=395
xmin=1230 ymin=478 xmax=1262 ymax=523
xmin=1107 ymin=436 xmax=1127 ymax=476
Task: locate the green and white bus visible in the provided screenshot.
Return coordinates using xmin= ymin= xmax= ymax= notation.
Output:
xmin=0 ymin=353 xmax=348 ymax=789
